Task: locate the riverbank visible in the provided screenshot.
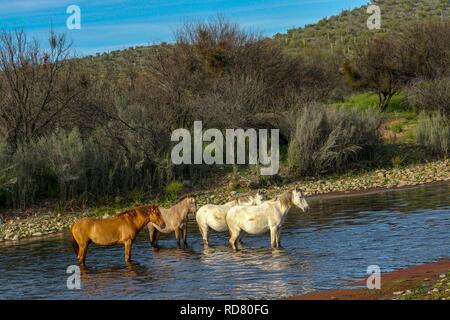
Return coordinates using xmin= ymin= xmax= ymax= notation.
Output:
xmin=0 ymin=159 xmax=448 ymax=243
xmin=288 ymin=259 xmax=450 ymax=300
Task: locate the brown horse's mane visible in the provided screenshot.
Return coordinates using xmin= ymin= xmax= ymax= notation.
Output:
xmin=117 ymin=205 xmax=158 ymax=218
xmin=117 ymin=209 xmax=137 ymax=218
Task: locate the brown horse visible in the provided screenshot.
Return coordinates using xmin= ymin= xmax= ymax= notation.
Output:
xmin=71 ymin=205 xmax=165 ymax=266
xmin=148 ymin=194 xmax=197 ymax=248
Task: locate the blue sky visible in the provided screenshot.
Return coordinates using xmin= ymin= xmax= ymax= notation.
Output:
xmin=0 ymin=0 xmax=368 ymax=55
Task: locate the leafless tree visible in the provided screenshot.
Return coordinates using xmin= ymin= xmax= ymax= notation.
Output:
xmin=0 ymin=30 xmax=80 ymax=148
xmin=341 ymin=35 xmax=407 ymax=112
xmin=342 ymin=18 xmax=450 ymax=112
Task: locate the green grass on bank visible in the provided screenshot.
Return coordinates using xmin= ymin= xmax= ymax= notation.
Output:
xmin=331 ymin=92 xmax=413 ymax=112
xmin=330 ymin=92 xmax=419 ymax=145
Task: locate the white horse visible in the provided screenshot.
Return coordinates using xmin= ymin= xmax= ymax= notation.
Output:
xmin=196 ymin=192 xmax=265 ymax=246
xmin=226 ymin=188 xmax=309 ymax=250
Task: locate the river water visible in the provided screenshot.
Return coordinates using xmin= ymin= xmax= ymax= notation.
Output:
xmin=0 ymin=182 xmax=449 ymax=299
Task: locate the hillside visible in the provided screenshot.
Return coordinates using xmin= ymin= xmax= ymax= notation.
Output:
xmin=79 ymin=0 xmax=450 ymax=68
xmin=274 ymin=0 xmax=450 ymax=54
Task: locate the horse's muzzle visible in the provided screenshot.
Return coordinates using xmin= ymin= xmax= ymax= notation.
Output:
xmin=160 ymin=223 xmax=166 ymax=229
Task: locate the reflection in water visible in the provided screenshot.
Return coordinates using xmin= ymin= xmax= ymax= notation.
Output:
xmin=198 ymin=247 xmax=315 ymax=299
xmin=0 ymin=182 xmax=449 ymax=299
xmin=80 ymin=264 xmax=148 ymax=298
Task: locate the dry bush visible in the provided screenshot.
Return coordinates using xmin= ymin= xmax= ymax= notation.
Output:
xmin=399 ymin=19 xmax=450 ymax=80
xmin=407 ymin=78 xmax=450 ymax=115
xmin=416 ymin=111 xmax=449 ymax=158
xmin=342 ymin=18 xmax=450 ymax=112
xmin=288 ymin=105 xmax=382 ymax=176
xmin=147 ymin=17 xmax=336 ymax=130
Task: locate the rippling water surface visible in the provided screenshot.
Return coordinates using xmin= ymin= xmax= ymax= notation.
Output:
xmin=0 ymin=183 xmax=449 ymax=299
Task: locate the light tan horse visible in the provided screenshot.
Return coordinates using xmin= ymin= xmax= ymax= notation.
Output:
xmin=148 ymin=194 xmax=197 ymax=248
xmin=71 ymin=205 xmax=165 ymax=266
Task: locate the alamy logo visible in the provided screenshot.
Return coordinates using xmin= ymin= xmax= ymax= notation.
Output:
xmin=66 ymin=5 xmax=81 ymax=30
xmin=366 ymin=5 xmax=381 ymax=30
xmin=66 ymin=265 xmax=81 ymax=290
xmin=171 ymin=121 xmax=279 ymax=175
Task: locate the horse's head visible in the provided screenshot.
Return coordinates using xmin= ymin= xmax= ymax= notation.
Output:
xmin=253 ymin=191 xmax=267 ymax=205
xmin=291 ymin=187 xmax=309 ymax=212
xmin=148 ymin=205 xmax=166 ymax=229
xmin=186 ymin=195 xmax=197 ymax=215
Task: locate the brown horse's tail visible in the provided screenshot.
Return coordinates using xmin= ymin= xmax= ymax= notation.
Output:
xmin=71 ymin=227 xmax=79 ymax=256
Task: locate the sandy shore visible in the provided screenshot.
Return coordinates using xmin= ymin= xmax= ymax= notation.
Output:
xmin=287 ymin=259 xmax=450 ymax=300
xmin=0 ymin=159 xmax=449 ymax=243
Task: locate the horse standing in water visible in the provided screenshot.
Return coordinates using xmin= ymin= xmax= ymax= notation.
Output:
xmin=226 ymin=188 xmax=309 ymax=250
xmin=196 ymin=192 xmax=266 ymax=247
xmin=148 ymin=194 xmax=197 ymax=248
xmin=71 ymin=205 xmax=165 ymax=266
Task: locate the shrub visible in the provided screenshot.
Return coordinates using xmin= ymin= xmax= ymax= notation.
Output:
xmin=164 ymin=180 xmax=184 ymax=201
xmin=0 ymin=123 xmax=174 ymax=208
xmin=416 ymin=111 xmax=449 ymax=157
xmin=391 ymin=155 xmax=405 ymax=168
xmin=342 ymin=19 xmax=450 ymax=112
xmin=288 ymin=105 xmax=382 ymax=176
xmin=407 ymin=78 xmax=450 ymax=115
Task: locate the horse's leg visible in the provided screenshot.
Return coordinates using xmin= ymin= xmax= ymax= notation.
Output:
xmin=198 ymin=223 xmax=209 ymax=247
xmin=276 ymin=228 xmax=283 ymax=249
xmin=229 ymin=232 xmax=240 ymax=251
xmin=270 ymin=227 xmax=277 ymax=249
xmin=227 ymin=218 xmax=240 ymax=251
xmin=228 ymin=228 xmax=240 ymax=251
xmin=148 ymin=224 xmax=155 ymax=243
xmin=151 ymin=229 xmax=160 ymax=248
xmin=182 ymin=225 xmax=188 ymax=248
xmin=124 ymin=239 xmax=132 ymax=264
xmin=78 ymin=242 xmax=88 ymax=267
xmin=154 ymin=230 xmax=161 ymax=248
xmin=200 ymin=225 xmax=209 ymax=246
xmin=174 ymin=228 xmax=181 ymax=248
